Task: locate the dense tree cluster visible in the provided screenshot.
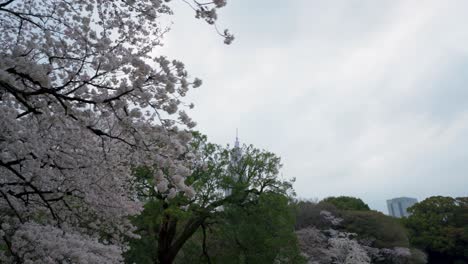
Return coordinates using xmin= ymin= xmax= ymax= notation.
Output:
xmin=321 ymin=196 xmax=371 ymax=211
xmin=404 ymin=196 xmax=468 ymax=264
xmin=295 ymin=196 xmax=467 ymax=264
xmin=295 ymin=198 xmax=427 ymax=264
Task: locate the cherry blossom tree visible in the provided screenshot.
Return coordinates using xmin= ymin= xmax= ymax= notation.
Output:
xmin=296 ymin=208 xmax=426 ymax=264
xmin=0 ymin=0 xmax=232 ymax=262
xmin=296 ymin=211 xmax=370 ymax=264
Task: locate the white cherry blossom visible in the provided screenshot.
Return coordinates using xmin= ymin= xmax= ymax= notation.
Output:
xmin=0 ymin=0 xmax=231 ymax=262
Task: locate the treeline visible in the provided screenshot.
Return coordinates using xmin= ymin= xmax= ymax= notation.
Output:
xmin=119 ymin=134 xmax=466 ymax=264
xmin=295 ymin=196 xmax=468 ymax=264
xmin=403 ymin=196 xmax=468 ymax=264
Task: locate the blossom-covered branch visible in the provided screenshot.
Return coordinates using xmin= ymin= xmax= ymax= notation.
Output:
xmin=0 ymin=0 xmax=231 ymax=262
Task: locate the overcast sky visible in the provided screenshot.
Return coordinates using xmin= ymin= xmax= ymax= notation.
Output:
xmin=160 ymin=0 xmax=468 ymax=213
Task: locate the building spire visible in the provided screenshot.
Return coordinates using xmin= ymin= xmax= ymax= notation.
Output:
xmin=225 ymin=129 xmax=242 ymax=198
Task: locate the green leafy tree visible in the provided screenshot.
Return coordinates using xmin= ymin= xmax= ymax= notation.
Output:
xmin=320 ymin=196 xmax=371 ymax=211
xmin=177 ymin=193 xmax=304 ymax=263
xmin=404 ymin=196 xmax=468 ymax=264
xmin=341 ymin=210 xmax=410 ymax=248
xmin=125 ymin=133 xmax=300 ymax=264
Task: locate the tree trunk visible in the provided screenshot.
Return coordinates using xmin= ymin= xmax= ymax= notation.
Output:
xmin=157 ymin=214 xmax=178 ymax=264
xmin=155 ymin=214 xmax=206 ymax=264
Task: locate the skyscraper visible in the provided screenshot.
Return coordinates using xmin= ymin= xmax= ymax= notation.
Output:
xmin=386 ymin=197 xmax=418 ymax=218
xmin=224 ymin=130 xmax=242 ymax=197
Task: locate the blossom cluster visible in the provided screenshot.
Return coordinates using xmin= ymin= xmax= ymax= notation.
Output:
xmin=11 ymin=222 xmax=123 ymax=264
xmin=0 ymin=0 xmax=229 ymax=262
xmin=297 ymin=226 xmax=371 ymax=264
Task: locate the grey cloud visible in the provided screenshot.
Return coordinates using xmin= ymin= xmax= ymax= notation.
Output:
xmin=161 ymin=0 xmax=468 ymax=213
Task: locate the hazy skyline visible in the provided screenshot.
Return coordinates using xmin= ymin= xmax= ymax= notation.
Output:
xmin=160 ymin=0 xmax=468 ymax=212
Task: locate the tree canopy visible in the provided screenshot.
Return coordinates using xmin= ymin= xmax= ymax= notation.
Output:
xmin=320 ymin=196 xmax=371 ymax=211
xmin=341 ymin=210 xmax=409 ymax=249
xmin=404 ymin=196 xmax=468 ymax=263
xmin=125 ymin=133 xmax=300 ymax=263
xmin=176 ymin=192 xmax=304 ymax=264
xmin=294 ymin=200 xmax=427 ymax=264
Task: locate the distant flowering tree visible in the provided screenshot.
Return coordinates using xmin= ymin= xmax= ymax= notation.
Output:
xmin=296 ymin=226 xmax=370 ymax=264
xmin=0 ymin=0 xmax=232 ymax=262
xmin=328 ymin=235 xmax=370 ymax=264
xmin=296 ymin=208 xmax=426 ymax=264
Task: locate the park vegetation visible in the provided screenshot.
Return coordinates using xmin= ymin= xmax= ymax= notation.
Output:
xmin=295 ymin=196 xmax=467 ymax=264
xmin=0 ymin=0 xmax=466 ymax=263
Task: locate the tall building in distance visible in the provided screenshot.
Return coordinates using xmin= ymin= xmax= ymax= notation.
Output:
xmin=387 ymin=197 xmax=418 ymax=218
xmin=224 ymin=130 xmax=242 ymax=197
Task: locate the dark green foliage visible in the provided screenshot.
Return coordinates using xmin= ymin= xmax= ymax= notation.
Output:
xmin=409 ymin=248 xmax=429 ymax=264
xmin=321 ymin=196 xmax=370 ymax=211
xmin=295 ymin=199 xmax=409 ymax=248
xmin=341 ymin=210 xmax=410 ymax=248
xmin=294 ymin=200 xmax=428 ymax=264
xmin=126 ymin=193 xmax=304 ymax=264
xmin=219 ymin=193 xmax=304 ymax=263
xmin=124 ymin=200 xmax=164 ymax=264
xmin=124 ymin=133 xmax=302 ymax=263
xmin=294 ymin=200 xmax=339 ymax=230
xmin=404 ymin=196 xmax=468 ymax=263
xmin=176 ymin=193 xmax=304 ymax=263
